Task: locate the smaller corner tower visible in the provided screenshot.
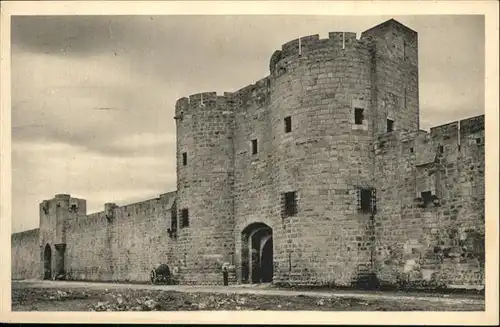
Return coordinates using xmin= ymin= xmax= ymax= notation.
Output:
xmin=39 ymin=194 xmax=86 ymax=280
xmin=361 ymin=19 xmax=419 ymax=136
xmin=174 ymin=92 xmax=236 ymax=284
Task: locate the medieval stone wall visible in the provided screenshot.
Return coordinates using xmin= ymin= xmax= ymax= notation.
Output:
xmin=65 ymin=192 xmax=176 ymax=282
xmin=266 ymin=32 xmax=375 ymax=286
xmin=10 ymin=19 xmax=485 ymax=289
xmin=373 ymin=115 xmax=485 ymax=289
xmin=11 ymin=228 xmax=39 ymax=280
xmin=11 ymin=191 xmax=177 ymax=284
xmin=231 ymin=77 xmax=274 ymax=284
xmin=175 ymin=93 xmax=236 ymax=284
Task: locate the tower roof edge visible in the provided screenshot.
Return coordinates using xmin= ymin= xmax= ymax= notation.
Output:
xmin=361 ymin=18 xmax=417 ymax=36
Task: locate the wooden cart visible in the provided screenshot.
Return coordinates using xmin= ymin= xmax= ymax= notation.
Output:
xmin=150 ymin=264 xmax=171 ymax=285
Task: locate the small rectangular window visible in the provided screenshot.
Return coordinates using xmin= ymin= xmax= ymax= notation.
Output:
xmin=410 ymin=147 xmax=414 ymax=153
xmin=354 ymin=108 xmax=364 ymax=125
xmin=358 ymin=188 xmax=374 ymax=214
xmin=181 ymin=208 xmax=189 ymax=228
xmin=420 ymin=191 xmax=434 ymax=206
xmin=251 ymin=139 xmax=258 ymax=155
xmin=284 ymin=116 xmax=292 ymax=133
xmin=387 ymin=119 xmax=394 ymax=132
xmin=421 ymin=191 xmax=432 ymax=199
xmin=282 ymin=191 xmax=297 ymax=217
xmin=439 ymin=145 xmax=444 ymax=153
xmin=182 ymin=152 xmax=187 ymax=166
xmin=476 ymin=138 xmax=481 ymax=145
xmin=171 ymin=210 xmax=177 ymax=232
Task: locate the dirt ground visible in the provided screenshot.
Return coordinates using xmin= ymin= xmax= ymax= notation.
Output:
xmin=11 ymin=281 xmax=485 ymax=311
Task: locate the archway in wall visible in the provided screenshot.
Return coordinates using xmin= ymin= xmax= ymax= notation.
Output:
xmin=261 ymin=236 xmax=273 ymax=282
xmin=241 ymin=222 xmax=273 ymax=284
xmin=43 ymin=244 xmax=51 ymax=280
xmin=54 ymin=244 xmax=66 ymax=278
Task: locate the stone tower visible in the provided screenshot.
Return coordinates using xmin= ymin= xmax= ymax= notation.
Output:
xmin=172 ymin=19 xmax=421 ymax=286
xmin=361 ymin=19 xmax=419 ymax=135
xmin=38 ymin=194 xmax=86 ymax=280
xmin=174 ymin=92 xmax=236 ymax=284
xmin=264 ymin=20 xmax=419 ymax=286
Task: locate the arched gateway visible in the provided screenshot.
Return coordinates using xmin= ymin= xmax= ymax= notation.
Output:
xmin=241 ymin=223 xmax=273 ymax=283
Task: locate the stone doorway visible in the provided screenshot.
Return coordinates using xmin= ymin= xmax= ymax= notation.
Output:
xmin=43 ymin=244 xmax=51 ymax=280
xmin=54 ymin=244 xmax=66 ymax=278
xmin=241 ymin=222 xmax=273 ymax=284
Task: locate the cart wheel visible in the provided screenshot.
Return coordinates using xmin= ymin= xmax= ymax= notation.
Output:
xmin=150 ymin=269 xmax=157 ymax=285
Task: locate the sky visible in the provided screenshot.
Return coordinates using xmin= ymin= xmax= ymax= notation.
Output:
xmin=11 ymin=15 xmax=485 ymax=233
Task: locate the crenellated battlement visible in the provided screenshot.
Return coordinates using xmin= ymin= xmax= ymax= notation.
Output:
xmin=280 ymin=32 xmax=362 ymax=57
xmin=373 ymin=113 xmax=484 ymax=221
xmin=374 ymin=114 xmax=485 ymax=160
xmin=270 ymin=31 xmax=372 ymax=75
xmin=175 ymin=91 xmax=235 ymax=116
xmin=430 ymin=121 xmax=459 ymax=141
xmin=54 ymin=194 xmax=71 ymax=200
xmin=50 ymin=191 xmax=178 ymax=228
xmin=233 ymin=76 xmax=271 ymax=109
xmin=429 ymin=114 xmax=485 ymax=145
xmin=175 ymin=76 xmax=273 ymax=117
xmin=460 ymin=115 xmax=485 ymax=139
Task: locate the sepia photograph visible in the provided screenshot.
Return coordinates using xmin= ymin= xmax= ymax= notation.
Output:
xmin=1 ymin=1 xmax=498 ymax=325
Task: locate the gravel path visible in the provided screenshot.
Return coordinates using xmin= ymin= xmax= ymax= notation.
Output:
xmin=11 ymin=280 xmax=485 ymax=311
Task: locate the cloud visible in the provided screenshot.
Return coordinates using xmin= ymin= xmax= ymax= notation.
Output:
xmin=11 ymin=33 xmax=179 ymax=232
xmin=11 ymin=46 xmax=177 ymax=158
xmin=13 ymin=139 xmax=176 ymax=230
xmin=420 ymin=78 xmax=484 ymax=130
xmin=12 ymin=16 xmax=134 ymax=56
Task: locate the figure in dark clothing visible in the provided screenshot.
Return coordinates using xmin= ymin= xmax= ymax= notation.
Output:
xmin=223 ymin=266 xmax=229 ymax=286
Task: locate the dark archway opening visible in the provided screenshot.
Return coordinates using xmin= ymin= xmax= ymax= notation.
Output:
xmin=261 ymin=237 xmax=273 ymax=282
xmin=241 ymin=222 xmax=273 ymax=284
xmin=54 ymin=244 xmax=66 ymax=279
xmin=43 ymin=244 xmax=52 ymax=280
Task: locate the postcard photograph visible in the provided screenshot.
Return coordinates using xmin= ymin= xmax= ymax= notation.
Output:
xmin=1 ymin=1 xmax=498 ymax=325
